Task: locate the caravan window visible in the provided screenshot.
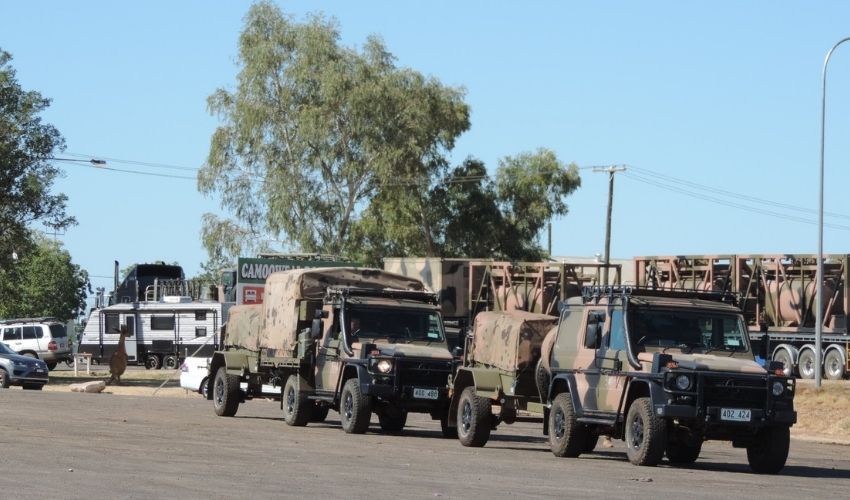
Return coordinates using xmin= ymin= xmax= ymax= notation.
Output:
xmin=151 ymin=316 xmax=175 ymax=330
xmin=105 ymin=314 xmax=121 ymax=334
xmin=195 ymin=327 xmax=207 ymax=337
xmin=195 ymin=311 xmax=207 ymax=321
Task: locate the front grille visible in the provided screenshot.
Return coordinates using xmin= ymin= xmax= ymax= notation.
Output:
xmin=702 ymin=375 xmax=766 ymax=407
xmin=397 ymin=360 xmax=451 ymax=387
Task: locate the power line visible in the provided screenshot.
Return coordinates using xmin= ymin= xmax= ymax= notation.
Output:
xmin=65 ymin=152 xmax=199 ymax=172
xmin=55 ymin=159 xmax=197 ymax=180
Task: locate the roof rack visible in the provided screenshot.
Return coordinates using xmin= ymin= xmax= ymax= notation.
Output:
xmin=331 ymin=286 xmax=439 ymax=305
xmin=0 ymin=316 xmax=62 ymax=325
xmin=581 ymin=285 xmax=738 ymax=306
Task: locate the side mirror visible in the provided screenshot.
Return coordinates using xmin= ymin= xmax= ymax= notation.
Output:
xmin=584 ymin=323 xmax=599 ymax=349
xmin=310 ymin=318 xmax=323 ymax=340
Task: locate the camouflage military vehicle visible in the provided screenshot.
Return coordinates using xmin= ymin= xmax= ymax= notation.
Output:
xmin=447 ymin=310 xmax=558 ymax=446
xmin=208 ymin=268 xmax=456 ymax=435
xmin=544 ymin=287 xmax=796 ymax=473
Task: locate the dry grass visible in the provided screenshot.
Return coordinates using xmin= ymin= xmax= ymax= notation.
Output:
xmin=41 ymin=368 xmax=192 ymax=398
xmin=792 ymin=380 xmax=850 ymax=444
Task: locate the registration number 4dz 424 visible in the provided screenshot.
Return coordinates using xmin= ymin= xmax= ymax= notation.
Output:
xmin=413 ymin=388 xmax=439 ymax=400
xmin=720 ymin=408 xmax=751 ymax=422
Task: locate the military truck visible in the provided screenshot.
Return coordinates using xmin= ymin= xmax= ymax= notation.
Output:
xmin=447 ymin=310 xmax=557 ymax=446
xmin=544 ymin=287 xmax=797 ymax=473
xmin=208 ymin=268 xmax=456 ymax=435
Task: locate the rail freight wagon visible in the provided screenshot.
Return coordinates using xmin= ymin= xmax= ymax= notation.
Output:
xmin=634 ymin=254 xmax=850 ymax=379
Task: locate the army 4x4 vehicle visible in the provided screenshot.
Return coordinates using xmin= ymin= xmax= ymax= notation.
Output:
xmin=209 ymin=268 xmax=455 ymax=435
xmin=544 ymin=287 xmax=796 ymax=474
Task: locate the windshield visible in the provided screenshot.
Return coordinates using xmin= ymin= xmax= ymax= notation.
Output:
xmin=0 ymin=342 xmax=15 ymax=355
xmin=347 ymin=307 xmax=445 ymax=343
xmin=629 ymin=307 xmax=749 ymax=353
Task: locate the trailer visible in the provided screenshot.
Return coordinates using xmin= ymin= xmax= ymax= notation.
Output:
xmin=79 ymin=297 xmax=231 ymax=369
xmin=634 ymin=254 xmax=850 ymax=379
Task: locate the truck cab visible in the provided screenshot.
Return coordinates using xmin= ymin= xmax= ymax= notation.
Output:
xmin=546 ymin=287 xmax=797 ymax=473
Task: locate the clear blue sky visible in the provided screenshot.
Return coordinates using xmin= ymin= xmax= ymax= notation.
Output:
xmin=4 ymin=1 xmax=850 ymax=300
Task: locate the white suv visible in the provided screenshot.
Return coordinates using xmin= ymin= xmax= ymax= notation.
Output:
xmin=0 ymin=318 xmax=72 ymax=370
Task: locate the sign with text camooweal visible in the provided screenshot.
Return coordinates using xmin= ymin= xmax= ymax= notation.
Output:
xmin=236 ymin=257 xmax=351 ymax=304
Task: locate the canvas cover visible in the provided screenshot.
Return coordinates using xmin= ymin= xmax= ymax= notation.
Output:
xmin=228 ymin=268 xmax=425 ymax=355
xmin=470 ymin=310 xmax=557 ymax=373
xmin=224 ymin=304 xmax=264 ymax=351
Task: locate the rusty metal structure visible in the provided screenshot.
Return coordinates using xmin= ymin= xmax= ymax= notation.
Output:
xmin=634 ymin=254 xmax=850 ymax=379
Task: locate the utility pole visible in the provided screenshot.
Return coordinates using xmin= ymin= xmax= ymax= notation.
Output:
xmin=593 ymin=165 xmax=626 ymax=286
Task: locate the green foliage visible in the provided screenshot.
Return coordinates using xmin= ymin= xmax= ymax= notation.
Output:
xmin=0 ymin=234 xmax=90 ymax=321
xmin=199 ymin=1 xmax=469 ymax=262
xmin=0 ymin=49 xmax=74 ymax=269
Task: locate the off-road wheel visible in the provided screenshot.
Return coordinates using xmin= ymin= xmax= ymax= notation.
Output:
xmin=22 ymin=383 xmax=44 ymax=391
xmin=549 ymin=393 xmax=586 ymax=457
xmin=535 ymin=358 xmax=550 ymax=400
xmin=747 ymin=425 xmax=790 ymax=474
xmin=144 ymin=354 xmax=161 ymax=370
xmin=772 ymin=348 xmax=795 ymax=377
xmin=457 ymin=386 xmax=492 ymax=447
xmin=624 ymin=397 xmax=667 ymax=466
xmin=665 ymin=439 xmax=702 ymax=465
xmin=46 ymin=361 xmax=57 ymax=371
xmin=310 ymin=404 xmax=329 ymax=423
xmin=340 ymin=378 xmax=371 ymax=434
xmin=378 ymin=410 xmax=408 ymax=434
xmin=824 ymin=349 xmax=846 ymax=380
xmin=797 ymin=349 xmax=816 ymax=379
xmin=212 ymin=367 xmax=240 ymax=417
xmin=282 ymin=375 xmax=311 ymax=426
xmin=0 ymin=368 xmax=10 ymax=388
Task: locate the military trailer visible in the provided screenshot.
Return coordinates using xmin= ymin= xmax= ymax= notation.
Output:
xmin=209 ymin=268 xmax=456 ymax=435
xmin=447 ymin=310 xmax=557 ymax=446
xmin=544 ymin=287 xmax=796 ymax=473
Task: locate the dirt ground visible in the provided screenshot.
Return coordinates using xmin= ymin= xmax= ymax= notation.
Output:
xmin=42 ymin=367 xmax=850 ymax=445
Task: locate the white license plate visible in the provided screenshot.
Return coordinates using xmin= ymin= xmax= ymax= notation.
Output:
xmin=720 ymin=408 xmax=751 ymax=422
xmin=413 ymin=388 xmax=439 ymax=400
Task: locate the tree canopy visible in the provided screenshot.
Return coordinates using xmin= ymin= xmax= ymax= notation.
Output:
xmin=0 ymin=235 xmax=90 ymax=321
xmin=0 ymin=48 xmax=74 ymax=270
xmin=199 ymin=1 xmax=469 ymax=262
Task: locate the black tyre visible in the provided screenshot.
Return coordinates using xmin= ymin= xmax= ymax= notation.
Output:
xmin=163 ymin=355 xmax=179 ymax=370
xmin=282 ymin=375 xmax=311 ymax=426
xmin=46 ymin=361 xmax=57 ymax=371
xmin=22 ymin=383 xmax=44 ymax=391
xmin=624 ymin=397 xmax=667 ymax=466
xmin=457 ymin=386 xmax=492 ymax=447
xmin=772 ymin=348 xmax=795 ymax=377
xmin=535 ymin=358 xmax=550 ymax=400
xmin=665 ymin=439 xmax=702 ymax=465
xmin=797 ymin=349 xmax=816 ymax=379
xmin=144 ymin=354 xmax=161 ymax=370
xmin=378 ymin=410 xmax=408 ymax=433
xmin=340 ymin=378 xmax=371 ymax=434
xmin=310 ymin=404 xmax=330 ymax=423
xmin=213 ymin=366 xmax=240 ymax=417
xmin=200 ymin=377 xmax=210 ymax=399
xmin=824 ymin=349 xmax=846 ymax=380
xmin=0 ymin=368 xmax=9 ymax=389
xmin=549 ymin=392 xmax=586 ymax=457
xmin=22 ymin=352 xmax=37 ymax=359
xmin=747 ymin=425 xmax=790 ymax=474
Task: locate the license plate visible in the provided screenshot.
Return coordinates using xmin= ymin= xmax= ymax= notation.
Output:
xmin=720 ymin=408 xmax=751 ymax=422
xmin=413 ymin=388 xmax=439 ymax=400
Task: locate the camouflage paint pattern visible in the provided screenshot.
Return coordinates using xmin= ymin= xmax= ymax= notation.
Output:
xmin=224 ymin=304 xmax=264 ymax=351
xmin=383 ymin=257 xmax=486 ymax=319
xmin=469 ymin=310 xmax=557 ymax=373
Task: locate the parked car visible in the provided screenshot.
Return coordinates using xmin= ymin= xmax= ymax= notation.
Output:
xmin=180 ymin=356 xmax=212 ymax=399
xmin=0 ymin=341 xmax=49 ymax=390
xmin=0 ymin=317 xmax=72 ymax=370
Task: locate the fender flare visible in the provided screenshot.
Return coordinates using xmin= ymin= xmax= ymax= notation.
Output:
xmin=447 ymin=367 xmax=503 ymax=426
xmin=334 ymin=362 xmax=369 ymax=405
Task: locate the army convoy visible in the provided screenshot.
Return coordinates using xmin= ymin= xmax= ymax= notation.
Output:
xmin=207 ymin=265 xmax=798 ymax=474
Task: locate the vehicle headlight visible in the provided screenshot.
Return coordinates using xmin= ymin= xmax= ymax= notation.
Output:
xmin=771 ymin=381 xmax=784 ymax=396
xmin=675 ymin=374 xmax=692 ymax=391
xmin=376 ymin=359 xmax=393 ymax=374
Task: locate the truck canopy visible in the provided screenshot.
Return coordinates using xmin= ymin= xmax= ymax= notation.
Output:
xmin=470 ymin=310 xmax=557 ymax=373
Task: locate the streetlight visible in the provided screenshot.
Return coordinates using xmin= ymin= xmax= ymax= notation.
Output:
xmin=816 ymin=36 xmax=850 ymax=389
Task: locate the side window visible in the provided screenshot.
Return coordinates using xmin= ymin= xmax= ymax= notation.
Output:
xmin=195 ymin=327 xmax=207 ymax=337
xmin=609 ymin=310 xmax=626 ymax=351
xmin=5 ymin=327 xmax=22 ymax=340
xmin=151 ymin=316 xmax=175 ymax=330
xmin=22 ymin=326 xmax=38 ymax=340
xmin=105 ymin=314 xmax=121 ymax=334
xmin=195 ymin=311 xmax=207 ymax=321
